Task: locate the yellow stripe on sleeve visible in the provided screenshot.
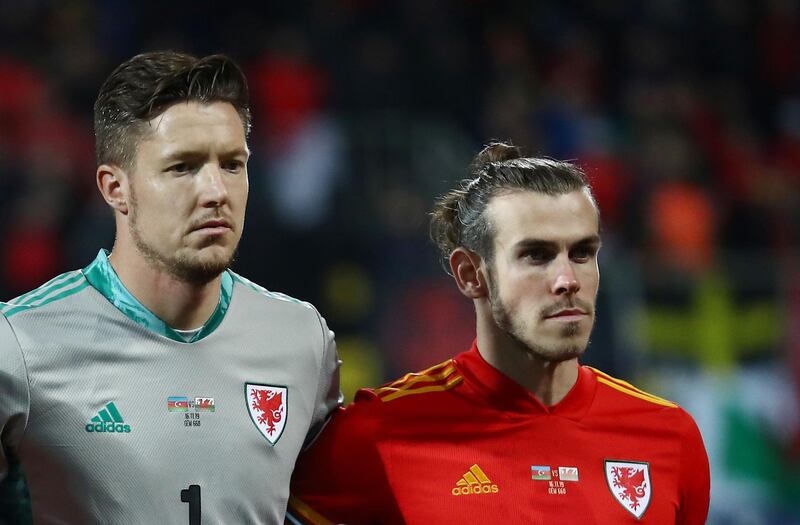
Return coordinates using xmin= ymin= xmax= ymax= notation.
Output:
xmin=588 ymin=366 xmax=678 ymax=406
xmin=588 ymin=367 xmax=669 ymax=400
xmin=595 ymin=376 xmax=677 ymax=408
xmin=379 ymin=375 xmax=463 ymax=402
xmin=382 ymin=364 xmax=456 ymax=392
xmin=286 ymin=495 xmax=334 ymax=525
xmin=374 ymin=364 xmax=457 ymax=399
xmin=381 ymin=360 xmax=455 ymax=389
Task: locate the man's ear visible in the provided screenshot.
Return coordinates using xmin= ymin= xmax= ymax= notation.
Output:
xmin=450 ymin=248 xmax=489 ymax=299
xmin=97 ymin=164 xmax=129 ymax=215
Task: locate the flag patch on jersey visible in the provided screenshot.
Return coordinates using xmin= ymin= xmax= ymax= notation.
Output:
xmin=194 ymin=397 xmax=215 ymax=412
xmin=531 ymin=466 xmax=551 ymax=480
xmin=605 ymin=460 xmax=651 ymax=519
xmin=245 ymin=383 xmax=287 ymax=446
xmin=530 ymin=465 xmax=577 ymax=495
xmin=167 ymin=396 xmax=190 ymax=412
xmin=559 ymin=466 xmax=579 ymax=482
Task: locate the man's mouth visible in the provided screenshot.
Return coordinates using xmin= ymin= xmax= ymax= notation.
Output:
xmin=191 ymin=219 xmax=232 ymax=235
xmin=544 ymin=308 xmax=589 ymax=322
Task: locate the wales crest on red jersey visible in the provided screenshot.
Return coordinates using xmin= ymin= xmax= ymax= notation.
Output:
xmin=605 ymin=460 xmax=651 ymax=519
xmin=245 ymin=383 xmax=287 ymax=446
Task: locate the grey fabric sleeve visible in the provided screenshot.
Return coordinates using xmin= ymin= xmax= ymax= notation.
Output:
xmin=0 ymin=314 xmax=30 ymax=481
xmin=303 ymin=308 xmax=342 ymax=449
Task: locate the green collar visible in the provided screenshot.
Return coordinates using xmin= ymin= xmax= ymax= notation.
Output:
xmin=82 ymin=250 xmax=232 ymax=343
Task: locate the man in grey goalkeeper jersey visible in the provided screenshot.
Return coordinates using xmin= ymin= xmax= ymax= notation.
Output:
xmin=0 ymin=51 xmax=341 ymax=524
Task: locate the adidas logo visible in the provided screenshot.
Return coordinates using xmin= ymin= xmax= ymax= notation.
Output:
xmin=451 ymin=464 xmax=499 ymax=496
xmin=84 ymin=402 xmax=131 ymax=433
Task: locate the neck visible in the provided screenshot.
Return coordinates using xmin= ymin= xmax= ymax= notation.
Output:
xmin=108 ymin=243 xmax=221 ymax=330
xmin=475 ymin=302 xmax=578 ymax=406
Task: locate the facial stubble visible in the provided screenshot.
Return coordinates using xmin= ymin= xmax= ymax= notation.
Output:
xmin=486 ymin=265 xmax=591 ymax=363
xmin=128 ymin=186 xmax=236 ymax=284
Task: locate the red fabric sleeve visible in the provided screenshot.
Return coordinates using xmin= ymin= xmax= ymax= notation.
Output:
xmin=288 ymin=394 xmax=398 ymax=525
xmin=677 ymin=409 xmax=711 ymax=525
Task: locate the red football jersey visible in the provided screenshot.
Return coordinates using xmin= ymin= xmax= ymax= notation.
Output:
xmin=288 ymin=343 xmax=710 ymax=525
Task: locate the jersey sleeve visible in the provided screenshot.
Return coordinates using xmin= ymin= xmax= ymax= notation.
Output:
xmin=287 ymin=394 xmax=396 ymax=525
xmin=677 ymin=408 xmax=710 ymax=525
xmin=0 ymin=314 xmax=30 ymax=481
xmin=303 ymin=309 xmax=343 ymax=448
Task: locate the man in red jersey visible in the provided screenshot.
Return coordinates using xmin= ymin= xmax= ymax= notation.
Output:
xmin=287 ymin=142 xmax=710 ymax=524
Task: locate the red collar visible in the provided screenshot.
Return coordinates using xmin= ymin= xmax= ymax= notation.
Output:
xmin=453 ymin=341 xmax=597 ymax=420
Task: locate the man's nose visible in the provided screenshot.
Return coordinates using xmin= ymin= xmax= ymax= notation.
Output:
xmin=198 ymin=164 xmax=228 ymax=207
xmin=551 ymin=256 xmax=580 ymax=295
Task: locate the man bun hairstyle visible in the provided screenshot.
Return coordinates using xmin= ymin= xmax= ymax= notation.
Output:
xmin=94 ymin=50 xmax=251 ymax=169
xmin=430 ymin=140 xmax=594 ymax=273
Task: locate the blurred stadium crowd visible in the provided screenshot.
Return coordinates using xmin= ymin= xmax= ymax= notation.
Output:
xmin=0 ymin=1 xmax=798 ymax=523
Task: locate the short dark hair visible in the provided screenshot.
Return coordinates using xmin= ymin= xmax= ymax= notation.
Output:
xmin=94 ymin=51 xmax=251 ymax=169
xmin=430 ymin=141 xmax=595 ymax=272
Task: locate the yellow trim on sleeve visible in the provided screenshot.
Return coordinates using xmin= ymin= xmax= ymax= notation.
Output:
xmin=376 ymin=364 xmax=456 ymax=396
xmin=379 ymin=375 xmax=463 ymax=402
xmin=588 ymin=366 xmax=678 ymax=406
xmin=588 ymin=367 xmax=665 ymax=399
xmin=595 ymin=376 xmax=677 ymax=408
xmin=287 ymin=495 xmax=334 ymax=525
xmin=382 ymin=360 xmax=455 ymax=389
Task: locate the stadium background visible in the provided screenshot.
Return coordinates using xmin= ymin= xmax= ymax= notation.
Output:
xmin=0 ymin=0 xmax=798 ymax=523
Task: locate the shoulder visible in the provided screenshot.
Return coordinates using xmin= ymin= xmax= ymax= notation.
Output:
xmin=585 ymin=365 xmax=703 ymax=432
xmin=228 ymin=271 xmax=325 ymax=327
xmin=366 ymin=358 xmax=463 ymax=404
xmin=0 ymin=270 xmax=89 ymax=320
xmin=229 ymin=271 xmax=314 ymax=310
xmin=586 ymin=365 xmax=680 ymax=410
xmin=300 ymin=359 xmax=465 ymax=460
xmin=331 ymin=358 xmax=464 ymax=428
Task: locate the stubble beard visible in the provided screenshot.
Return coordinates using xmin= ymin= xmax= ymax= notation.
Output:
xmin=128 ymin=190 xmax=235 ymax=285
xmin=487 ymin=267 xmax=590 ymax=363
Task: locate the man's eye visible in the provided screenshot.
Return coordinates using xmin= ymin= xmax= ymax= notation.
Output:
xmin=168 ymin=163 xmax=191 ymax=173
xmin=524 ymin=250 xmax=552 ymax=263
xmin=570 ymin=247 xmax=596 ymax=262
xmin=223 ymin=161 xmax=244 ymax=173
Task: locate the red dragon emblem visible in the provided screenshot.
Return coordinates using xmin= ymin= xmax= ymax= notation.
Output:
xmin=605 ymin=460 xmax=651 ymax=518
xmin=245 ymin=384 xmax=288 ymax=445
xmin=251 ymin=389 xmax=284 ymax=434
xmin=611 ymin=467 xmax=646 ymax=509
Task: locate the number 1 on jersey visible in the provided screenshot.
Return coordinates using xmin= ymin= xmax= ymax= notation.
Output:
xmin=180 ymin=484 xmax=201 ymax=525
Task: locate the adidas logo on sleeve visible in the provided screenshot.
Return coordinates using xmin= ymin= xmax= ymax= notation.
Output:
xmin=85 ymin=402 xmax=131 ymax=433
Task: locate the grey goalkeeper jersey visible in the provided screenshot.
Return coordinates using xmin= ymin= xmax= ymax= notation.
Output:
xmin=0 ymin=250 xmax=341 ymax=524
